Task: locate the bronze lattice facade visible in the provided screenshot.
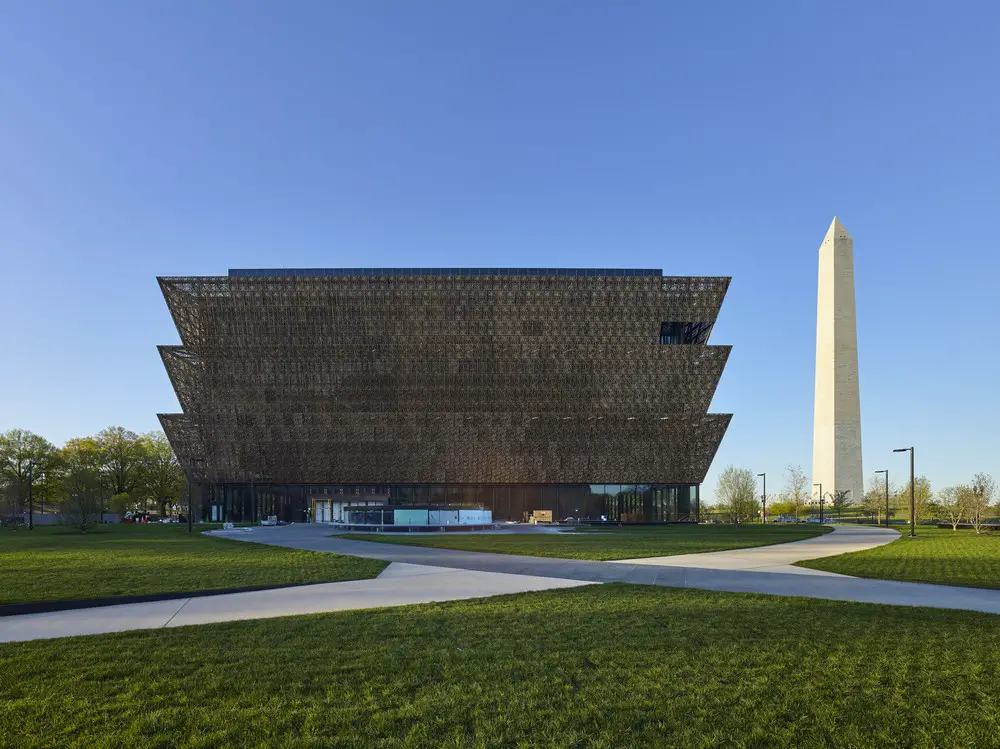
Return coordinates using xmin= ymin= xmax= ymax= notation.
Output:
xmin=158 ymin=268 xmax=731 ymax=523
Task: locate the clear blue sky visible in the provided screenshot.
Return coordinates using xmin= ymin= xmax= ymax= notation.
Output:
xmin=2 ymin=1 xmax=998 ymax=498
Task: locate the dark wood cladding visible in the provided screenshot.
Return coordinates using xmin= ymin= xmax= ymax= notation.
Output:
xmin=157 ymin=272 xmax=732 ymax=485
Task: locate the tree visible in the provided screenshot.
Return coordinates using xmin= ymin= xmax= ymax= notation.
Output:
xmin=698 ymin=497 xmax=713 ymax=519
xmin=33 ymin=451 xmax=64 ymax=515
xmin=937 ymin=486 xmax=966 ymax=530
xmin=0 ymin=480 xmax=20 ymax=523
xmin=779 ymin=465 xmax=810 ymax=519
xmin=830 ymin=489 xmax=854 ymax=517
xmin=715 ymin=466 xmax=760 ymax=525
xmin=140 ymin=432 xmax=184 ymax=517
xmin=967 ymin=473 xmax=996 ymax=534
xmin=0 ymin=428 xmax=58 ymax=517
xmin=58 ymin=462 xmax=104 ymax=532
xmin=893 ymin=476 xmax=935 ymax=523
xmin=60 ymin=437 xmax=108 ymax=520
xmin=863 ymin=484 xmax=883 ymax=525
xmin=110 ymin=492 xmax=137 ymax=518
xmin=863 ymin=473 xmax=898 ymax=526
xmin=96 ymin=426 xmax=146 ymax=500
xmin=767 ymin=499 xmax=796 ymax=519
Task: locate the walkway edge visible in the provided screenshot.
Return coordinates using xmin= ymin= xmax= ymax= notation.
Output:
xmin=0 ymin=581 xmax=334 ymax=618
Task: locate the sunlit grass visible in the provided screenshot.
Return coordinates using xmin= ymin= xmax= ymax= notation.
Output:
xmin=797 ymin=527 xmax=1000 ymax=588
xmin=339 ymin=523 xmax=830 ymax=560
xmin=2 ymin=584 xmax=999 ymax=747
xmin=0 ymin=524 xmax=386 ymax=604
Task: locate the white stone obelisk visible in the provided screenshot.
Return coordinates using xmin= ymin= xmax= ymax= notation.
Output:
xmin=812 ymin=217 xmax=863 ymax=506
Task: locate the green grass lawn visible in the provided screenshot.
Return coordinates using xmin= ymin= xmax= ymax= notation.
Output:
xmin=338 ymin=523 xmax=831 ymax=561
xmin=3 ymin=584 xmax=1000 ymax=748
xmin=0 ymin=524 xmax=387 ymax=605
xmin=797 ymin=527 xmax=1000 ymax=589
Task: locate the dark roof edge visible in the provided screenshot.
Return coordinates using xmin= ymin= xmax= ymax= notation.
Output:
xmin=227 ymin=268 xmax=664 ymax=278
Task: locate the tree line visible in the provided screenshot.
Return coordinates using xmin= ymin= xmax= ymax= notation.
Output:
xmin=0 ymin=427 xmax=185 ymax=530
xmin=711 ymin=465 xmax=998 ymax=531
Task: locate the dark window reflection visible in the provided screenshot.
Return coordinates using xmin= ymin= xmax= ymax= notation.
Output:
xmin=199 ymin=481 xmax=700 ymax=524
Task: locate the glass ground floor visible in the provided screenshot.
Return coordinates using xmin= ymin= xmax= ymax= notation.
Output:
xmin=199 ymin=483 xmax=700 ymax=525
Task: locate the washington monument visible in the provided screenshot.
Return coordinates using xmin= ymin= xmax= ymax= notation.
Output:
xmin=812 ymin=217 xmax=863 ymax=506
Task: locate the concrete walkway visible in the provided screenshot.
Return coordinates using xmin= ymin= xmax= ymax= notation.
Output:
xmin=6 ymin=524 xmax=1000 ymax=644
xmin=610 ymin=524 xmax=899 ymax=575
xmin=0 ymin=562 xmax=593 ymax=643
xmin=226 ymin=524 xmax=1000 ymax=616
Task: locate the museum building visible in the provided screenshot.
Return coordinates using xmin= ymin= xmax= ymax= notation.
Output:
xmin=157 ymin=268 xmax=731 ymax=524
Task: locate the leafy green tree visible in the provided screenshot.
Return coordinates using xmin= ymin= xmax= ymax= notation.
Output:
xmin=893 ymin=476 xmax=935 ymax=523
xmin=140 ymin=431 xmax=184 ymax=516
xmin=96 ymin=426 xmax=147 ymax=511
xmin=60 ymin=437 xmax=109 ymax=519
xmin=58 ymin=460 xmax=104 ymax=532
xmin=715 ymin=466 xmax=760 ymax=525
xmin=767 ymin=500 xmax=796 ymax=518
xmin=34 ymin=451 xmax=64 ymax=514
xmin=830 ymin=489 xmax=854 ymax=517
xmin=0 ymin=428 xmax=58 ymax=517
xmin=1 ymin=480 xmax=19 ymax=522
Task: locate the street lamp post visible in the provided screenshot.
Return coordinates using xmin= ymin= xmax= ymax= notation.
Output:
xmin=186 ymin=457 xmax=204 ymax=533
xmin=893 ymin=447 xmax=915 ymax=538
xmin=757 ymin=473 xmax=766 ymax=523
xmin=813 ymin=482 xmax=823 ymax=524
xmin=875 ymin=469 xmax=889 ymax=528
xmin=26 ymin=461 xmax=40 ymax=531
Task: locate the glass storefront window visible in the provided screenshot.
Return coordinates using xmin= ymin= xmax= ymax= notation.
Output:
xmin=194 ymin=482 xmax=701 ymax=524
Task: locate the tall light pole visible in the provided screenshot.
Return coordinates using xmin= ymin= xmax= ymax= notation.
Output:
xmin=813 ymin=482 xmax=823 ymax=524
xmin=893 ymin=447 xmax=915 ymax=537
xmin=757 ymin=473 xmax=766 ymax=523
xmin=875 ymin=469 xmax=889 ymax=528
xmin=186 ymin=457 xmax=204 ymax=533
xmin=26 ymin=461 xmax=40 ymax=530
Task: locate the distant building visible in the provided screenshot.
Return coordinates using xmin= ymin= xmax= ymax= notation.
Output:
xmin=158 ymin=268 xmax=731 ymax=523
xmin=812 ymin=219 xmax=864 ymax=506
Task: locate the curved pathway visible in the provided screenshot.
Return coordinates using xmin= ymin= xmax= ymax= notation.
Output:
xmin=0 ymin=563 xmax=592 ymax=643
xmin=233 ymin=523 xmax=1000 ymax=615
xmin=5 ymin=525 xmax=1000 ymax=644
xmin=610 ymin=524 xmax=899 ymax=574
